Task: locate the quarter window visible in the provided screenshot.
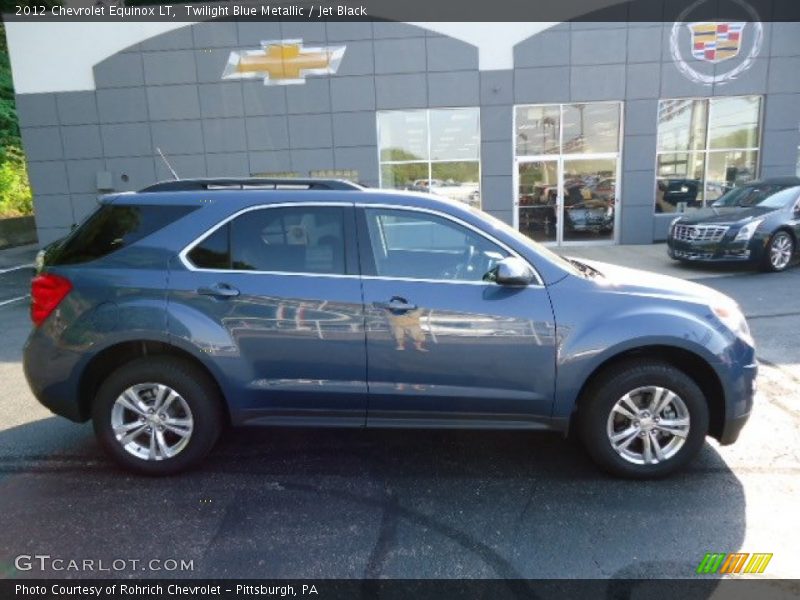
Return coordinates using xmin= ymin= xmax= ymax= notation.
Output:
xmin=48 ymin=204 xmax=197 ymax=266
xmin=188 ymin=207 xmax=347 ymax=275
xmin=364 ymin=209 xmax=508 ymax=282
xmin=655 ymin=96 xmax=762 ymax=214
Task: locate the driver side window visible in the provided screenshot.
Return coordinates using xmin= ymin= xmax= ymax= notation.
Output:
xmin=364 ymin=208 xmax=508 ymax=282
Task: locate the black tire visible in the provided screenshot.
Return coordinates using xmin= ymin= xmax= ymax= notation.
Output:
xmin=760 ymin=230 xmax=795 ymax=273
xmin=577 ymin=360 xmax=709 ymax=479
xmin=92 ymin=356 xmax=224 ymax=475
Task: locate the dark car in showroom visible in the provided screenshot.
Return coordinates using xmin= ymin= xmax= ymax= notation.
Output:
xmin=24 ymin=178 xmax=757 ymax=479
xmin=655 ymin=178 xmax=703 ymax=213
xmin=667 ymin=177 xmax=800 ymax=272
xmin=564 ymin=179 xmax=615 ymax=235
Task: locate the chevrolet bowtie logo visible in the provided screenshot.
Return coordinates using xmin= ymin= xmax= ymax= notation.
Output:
xmin=222 ymin=40 xmax=346 ymax=85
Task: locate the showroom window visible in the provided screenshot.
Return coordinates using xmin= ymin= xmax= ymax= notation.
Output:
xmin=514 ymin=102 xmax=622 ymax=244
xmin=655 ymin=96 xmax=762 ymax=214
xmin=796 ymin=146 xmax=800 ymax=178
xmin=377 ymin=108 xmax=481 ymax=208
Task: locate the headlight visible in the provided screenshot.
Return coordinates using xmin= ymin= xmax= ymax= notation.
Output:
xmin=733 ymin=218 xmax=764 ymax=241
xmin=712 ymin=303 xmax=753 ymax=345
xmin=669 ymin=216 xmax=681 ymax=234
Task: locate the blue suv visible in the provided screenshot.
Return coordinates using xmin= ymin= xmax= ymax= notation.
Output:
xmin=23 ymin=178 xmax=757 ymax=478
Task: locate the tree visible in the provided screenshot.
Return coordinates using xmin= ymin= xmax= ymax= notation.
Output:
xmin=0 ymin=22 xmax=20 ymax=157
xmin=0 ymin=21 xmax=33 ymax=216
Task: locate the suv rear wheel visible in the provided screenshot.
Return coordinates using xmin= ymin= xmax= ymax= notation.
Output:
xmin=92 ymin=357 xmax=223 ymax=475
xmin=578 ymin=360 xmax=709 ymax=479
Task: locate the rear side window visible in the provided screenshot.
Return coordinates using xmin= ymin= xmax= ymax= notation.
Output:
xmin=188 ymin=206 xmax=347 ymax=275
xmin=48 ymin=204 xmax=196 ymax=266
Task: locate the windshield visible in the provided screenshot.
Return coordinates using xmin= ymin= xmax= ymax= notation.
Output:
xmin=711 ymin=183 xmax=792 ymax=208
xmin=753 ymin=186 xmax=800 ymax=209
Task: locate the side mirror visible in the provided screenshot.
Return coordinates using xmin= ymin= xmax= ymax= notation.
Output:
xmin=484 ymin=256 xmax=535 ymax=286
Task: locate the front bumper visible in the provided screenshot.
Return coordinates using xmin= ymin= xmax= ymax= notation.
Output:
xmin=667 ymin=236 xmax=764 ymax=263
xmin=718 ymin=412 xmax=751 ymax=445
xmin=716 ymin=360 xmax=758 ymax=445
xmin=566 ymin=210 xmax=613 ymax=232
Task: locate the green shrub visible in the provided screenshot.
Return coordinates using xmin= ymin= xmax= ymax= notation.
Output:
xmin=0 ymin=147 xmax=33 ymax=217
xmin=0 ymin=23 xmax=34 ymax=218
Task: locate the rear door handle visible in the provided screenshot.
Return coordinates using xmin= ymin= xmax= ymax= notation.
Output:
xmin=197 ymin=283 xmax=240 ymax=298
xmin=373 ymin=296 xmax=417 ymax=311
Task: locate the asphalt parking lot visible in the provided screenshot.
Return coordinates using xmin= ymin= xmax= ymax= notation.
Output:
xmin=0 ymin=244 xmax=798 ymax=580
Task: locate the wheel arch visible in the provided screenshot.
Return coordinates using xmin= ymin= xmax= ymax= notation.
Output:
xmin=77 ymin=340 xmax=231 ymax=425
xmin=569 ymin=344 xmax=726 ymax=441
xmin=773 ymin=225 xmax=797 ymax=247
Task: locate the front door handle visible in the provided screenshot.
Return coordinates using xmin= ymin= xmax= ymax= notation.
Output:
xmin=373 ymin=296 xmax=417 ymax=311
xmin=197 ymin=283 xmax=240 ymax=298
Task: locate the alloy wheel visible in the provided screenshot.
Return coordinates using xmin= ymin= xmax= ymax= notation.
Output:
xmin=110 ymin=383 xmax=194 ymax=461
xmin=770 ymin=233 xmax=793 ymax=271
xmin=606 ymin=386 xmax=690 ymax=465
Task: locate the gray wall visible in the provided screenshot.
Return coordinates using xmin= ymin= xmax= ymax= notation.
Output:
xmin=15 ymin=21 xmax=800 ymax=245
xmin=507 ymin=21 xmax=800 ymax=243
xmin=17 ymin=21 xmax=479 ymax=244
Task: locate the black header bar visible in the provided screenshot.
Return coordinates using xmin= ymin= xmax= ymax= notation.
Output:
xmin=3 ymin=0 xmax=800 ymax=23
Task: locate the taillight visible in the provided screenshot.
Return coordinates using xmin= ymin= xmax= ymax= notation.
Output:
xmin=31 ymin=273 xmax=72 ymax=326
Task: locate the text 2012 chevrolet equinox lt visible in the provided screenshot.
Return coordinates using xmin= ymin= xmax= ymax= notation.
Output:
xmin=23 ymin=178 xmax=757 ymax=478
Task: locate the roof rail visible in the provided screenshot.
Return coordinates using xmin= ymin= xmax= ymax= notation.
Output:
xmin=139 ymin=178 xmax=363 ymax=193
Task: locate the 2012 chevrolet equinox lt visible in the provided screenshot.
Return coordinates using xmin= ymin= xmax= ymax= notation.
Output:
xmin=23 ymin=178 xmax=757 ymax=478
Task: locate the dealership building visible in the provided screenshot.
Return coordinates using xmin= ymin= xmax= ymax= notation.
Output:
xmin=6 ymin=16 xmax=800 ymax=246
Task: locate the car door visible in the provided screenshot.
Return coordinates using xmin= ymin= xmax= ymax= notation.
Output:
xmin=168 ymin=202 xmax=367 ymax=426
xmin=357 ymin=205 xmax=557 ymax=426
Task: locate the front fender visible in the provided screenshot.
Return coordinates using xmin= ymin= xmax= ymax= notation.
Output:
xmin=549 ymin=280 xmax=748 ymax=420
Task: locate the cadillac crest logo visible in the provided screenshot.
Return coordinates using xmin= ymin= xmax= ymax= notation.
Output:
xmin=670 ymin=0 xmax=763 ymax=86
xmin=688 ymin=22 xmax=745 ymax=63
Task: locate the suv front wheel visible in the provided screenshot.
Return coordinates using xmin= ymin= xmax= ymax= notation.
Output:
xmin=92 ymin=357 xmax=223 ymax=475
xmin=578 ymin=360 xmax=709 ymax=478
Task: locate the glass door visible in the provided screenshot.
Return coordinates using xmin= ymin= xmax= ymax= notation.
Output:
xmin=562 ymin=158 xmax=617 ymax=243
xmin=517 ymin=160 xmax=559 ymax=243
xmin=514 ymin=102 xmax=622 ymax=246
xmin=517 ymin=157 xmax=618 ymax=244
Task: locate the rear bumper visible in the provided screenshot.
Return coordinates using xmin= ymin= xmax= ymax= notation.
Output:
xmin=23 ymin=329 xmax=86 ymax=423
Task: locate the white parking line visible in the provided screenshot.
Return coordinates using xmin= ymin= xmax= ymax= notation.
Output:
xmin=0 ymin=295 xmax=28 ymax=307
xmin=0 ymin=264 xmax=34 ymax=275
